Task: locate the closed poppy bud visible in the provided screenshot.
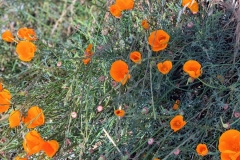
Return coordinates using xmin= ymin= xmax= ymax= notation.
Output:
xmin=9 ymin=110 xmax=21 ymax=128
xmin=142 ymin=20 xmax=150 ymax=30
xmin=82 ymin=58 xmax=91 ymax=65
xmin=2 ymin=30 xmax=14 ymax=42
xmin=16 ymin=41 xmax=36 ymax=62
xmin=114 ymin=109 xmax=125 ymax=117
xmin=170 ymin=115 xmax=187 ymax=132
xmin=109 ymin=4 xmax=122 ymax=18
xmin=148 ymin=30 xmax=170 ymax=52
xmin=157 ymin=60 xmax=172 ymax=74
xmin=22 ymin=106 xmax=44 ymax=128
xmin=173 ymin=100 xmax=180 ymax=110
xmin=42 ymin=140 xmax=59 ymax=158
xmin=110 ymin=60 xmax=131 ymax=85
xmin=0 ymin=89 xmax=12 ymax=113
xmin=23 ymin=130 xmax=44 ymax=155
xmin=17 ymin=27 xmax=37 ymax=41
xmin=129 ymin=51 xmax=142 ymax=64
xmin=196 ymin=144 xmax=208 ymax=156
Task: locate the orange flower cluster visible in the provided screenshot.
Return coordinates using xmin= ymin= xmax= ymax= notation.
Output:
xmin=130 ymin=51 xmax=142 ymax=64
xmin=23 ymin=130 xmax=59 ymax=157
xmin=0 ymin=83 xmax=12 ymax=113
xmin=109 ymin=0 xmax=134 ymax=18
xmin=218 ymin=129 xmax=240 ymax=160
xmin=8 ymin=106 xmax=45 ymax=128
xmin=2 ymin=28 xmax=37 ymax=62
xmin=148 ymin=30 xmax=170 ymax=52
xmin=82 ymin=44 xmax=94 ymax=65
xmin=170 ymin=115 xmax=187 ymax=132
xmin=182 ymin=0 xmax=199 ymax=14
xmin=196 ymin=143 xmax=208 ymax=156
xmin=142 ymin=20 xmax=150 ymax=30
xmin=110 ymin=60 xmax=131 ymax=85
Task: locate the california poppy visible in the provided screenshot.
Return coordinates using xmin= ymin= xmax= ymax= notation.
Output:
xmin=83 ymin=44 xmax=94 ymax=65
xmin=9 ymin=110 xmax=21 ymax=128
xmin=130 ymin=51 xmax=142 ymax=64
xmin=0 ymin=83 xmax=3 ymax=91
xmin=170 ymin=115 xmax=186 ymax=132
xmin=148 ymin=30 xmax=170 ymax=52
xmin=157 ymin=60 xmax=172 ymax=74
xmin=173 ymin=100 xmax=180 ymax=110
xmin=183 ymin=60 xmax=202 ymax=79
xmin=16 ymin=41 xmax=36 ymax=62
xmin=17 ymin=27 xmax=37 ymax=41
xmin=218 ymin=129 xmax=240 ymax=160
xmin=116 ymin=0 xmax=134 ymax=10
xmin=110 ymin=60 xmax=130 ymax=85
xmin=114 ymin=109 xmax=125 ymax=117
xmin=22 ymin=106 xmax=45 ymax=128
xmin=2 ymin=30 xmax=14 ymax=42
xmin=182 ymin=0 xmax=199 ymax=14
xmin=109 ymin=4 xmax=122 ymax=18
xmin=0 ymin=89 xmax=12 ymax=113
xmin=142 ymin=20 xmax=150 ymax=30
xmin=196 ymin=144 xmax=208 ymax=156
xmin=23 ymin=130 xmax=44 ymax=155
xmin=42 ymin=140 xmax=59 ymax=157
xmin=14 ymin=156 xmax=28 ymax=160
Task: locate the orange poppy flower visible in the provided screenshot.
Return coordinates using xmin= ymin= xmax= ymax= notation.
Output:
xmin=110 ymin=60 xmax=131 ymax=85
xmin=116 ymin=0 xmax=134 ymax=10
xmin=157 ymin=60 xmax=172 ymax=74
xmin=196 ymin=144 xmax=208 ymax=156
xmin=142 ymin=20 xmax=150 ymax=30
xmin=22 ymin=106 xmax=45 ymax=128
xmin=83 ymin=44 xmax=94 ymax=65
xmin=42 ymin=140 xmax=59 ymax=157
xmin=114 ymin=109 xmax=125 ymax=117
xmin=218 ymin=129 xmax=240 ymax=160
xmin=170 ymin=115 xmax=187 ymax=132
xmin=130 ymin=51 xmax=142 ymax=64
xmin=182 ymin=0 xmax=199 ymax=14
xmin=109 ymin=4 xmax=122 ymax=18
xmin=0 ymin=89 xmax=12 ymax=113
xmin=14 ymin=156 xmax=28 ymax=160
xmin=16 ymin=41 xmax=36 ymax=62
xmin=183 ymin=60 xmax=202 ymax=79
xmin=148 ymin=30 xmax=170 ymax=52
xmin=2 ymin=30 xmax=14 ymax=42
xmin=23 ymin=130 xmax=44 ymax=155
xmin=9 ymin=110 xmax=21 ymax=128
xmin=173 ymin=100 xmax=180 ymax=110
xmin=17 ymin=27 xmax=37 ymax=41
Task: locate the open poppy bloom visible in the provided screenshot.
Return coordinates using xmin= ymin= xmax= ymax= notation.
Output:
xmin=218 ymin=129 xmax=240 ymax=160
xmin=173 ymin=100 xmax=180 ymax=110
xmin=170 ymin=115 xmax=186 ymax=132
xmin=0 ymin=89 xmax=12 ymax=113
xmin=22 ymin=106 xmax=45 ymax=128
xmin=109 ymin=4 xmax=122 ymax=18
xmin=196 ymin=144 xmax=208 ymax=156
xmin=9 ymin=110 xmax=21 ymax=128
xmin=114 ymin=109 xmax=125 ymax=117
xmin=17 ymin=27 xmax=37 ymax=41
xmin=42 ymin=140 xmax=59 ymax=157
xmin=16 ymin=41 xmax=36 ymax=62
xmin=157 ymin=60 xmax=172 ymax=74
xmin=110 ymin=60 xmax=130 ymax=85
xmin=130 ymin=51 xmax=142 ymax=64
xmin=116 ymin=0 xmax=134 ymax=10
xmin=23 ymin=130 xmax=44 ymax=155
xmin=182 ymin=0 xmax=199 ymax=14
xmin=148 ymin=30 xmax=170 ymax=52
xmin=142 ymin=20 xmax=150 ymax=30
xmin=183 ymin=60 xmax=202 ymax=79
xmin=82 ymin=44 xmax=94 ymax=65
xmin=2 ymin=30 xmax=14 ymax=42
